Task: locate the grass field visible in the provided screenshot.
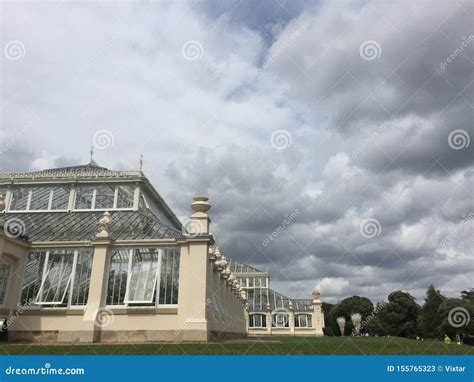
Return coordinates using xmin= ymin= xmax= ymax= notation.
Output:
xmin=1 ymin=336 xmax=472 ymax=355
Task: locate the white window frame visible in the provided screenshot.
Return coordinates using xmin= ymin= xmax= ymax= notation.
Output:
xmin=35 ymin=251 xmax=76 ymax=305
xmin=73 ymin=184 xmax=136 ymax=212
xmin=123 ymin=249 xmax=162 ymax=304
xmin=249 ymin=313 xmax=266 ymax=328
xmin=8 ymin=186 xmax=70 ymax=213
xmin=0 ymin=261 xmax=12 ymax=307
xmin=106 ymin=248 xmax=179 ymax=308
xmin=19 ymin=249 xmax=93 ymax=309
xmin=295 ymin=314 xmax=312 ymax=328
xmin=272 ymin=313 xmax=289 ymax=328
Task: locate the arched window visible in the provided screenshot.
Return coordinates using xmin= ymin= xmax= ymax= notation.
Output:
xmin=295 ymin=314 xmax=312 ymax=328
xmin=249 ymin=313 xmax=266 ymax=328
xmin=272 ymin=313 xmax=289 ymax=328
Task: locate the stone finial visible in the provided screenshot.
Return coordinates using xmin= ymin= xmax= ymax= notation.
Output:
xmin=312 ymin=289 xmax=321 ymax=301
xmin=189 ymin=196 xmax=211 ymax=235
xmin=208 ymin=246 xmax=216 ymax=261
xmin=220 ymin=256 xmax=228 ymax=269
xmin=214 ymin=247 xmax=222 ymax=260
xmin=191 ymin=196 xmax=210 ymax=214
xmin=96 ymin=211 xmax=111 ymax=238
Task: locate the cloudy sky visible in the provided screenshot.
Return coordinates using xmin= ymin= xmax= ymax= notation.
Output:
xmin=1 ymin=0 xmax=473 ymax=303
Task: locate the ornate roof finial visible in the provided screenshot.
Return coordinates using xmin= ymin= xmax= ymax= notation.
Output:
xmin=96 ymin=211 xmax=111 ymax=239
xmin=90 ymin=145 xmax=95 ymax=163
xmin=139 ymin=154 xmax=143 ymax=171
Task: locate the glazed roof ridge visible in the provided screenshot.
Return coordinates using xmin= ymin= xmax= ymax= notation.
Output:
xmin=0 ymin=162 xmax=143 ymax=181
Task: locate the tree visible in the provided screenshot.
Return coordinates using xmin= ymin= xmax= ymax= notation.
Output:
xmin=327 ymin=296 xmax=373 ymax=336
xmin=322 ymin=302 xmax=335 ymax=336
xmin=418 ymin=285 xmax=445 ymax=338
xmin=370 ymin=291 xmax=420 ymax=338
xmin=437 ymin=298 xmax=474 ymax=338
xmin=460 ymin=289 xmax=474 ymax=301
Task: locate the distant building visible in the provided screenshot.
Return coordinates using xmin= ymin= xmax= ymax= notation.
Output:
xmin=228 ymin=259 xmax=324 ymax=336
xmin=0 ymin=162 xmax=323 ymax=343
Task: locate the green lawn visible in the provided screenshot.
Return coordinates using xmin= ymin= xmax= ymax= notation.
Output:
xmin=0 ymin=336 xmax=472 ymax=355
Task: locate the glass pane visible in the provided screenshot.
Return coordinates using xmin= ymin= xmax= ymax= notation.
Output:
xmin=75 ymin=186 xmax=94 ymax=209
xmin=273 ymin=313 xmax=289 ymax=328
xmin=116 ymin=185 xmax=134 ymax=208
xmin=125 ymin=249 xmax=160 ymax=303
xmin=0 ymin=188 xmax=6 ymax=212
xmin=10 ymin=188 xmax=29 ymax=210
xmin=20 ymin=251 xmax=47 ymax=305
xmin=159 ymin=248 xmax=180 ymax=305
xmin=51 ymin=186 xmax=70 ymax=210
xmin=106 ymin=249 xmax=129 ymax=305
xmin=37 ymin=251 xmax=74 ymax=305
xmin=0 ymin=263 xmax=11 ymax=305
xmin=94 ymin=184 xmax=115 ymax=209
xmin=71 ymin=249 xmax=93 ymax=306
xmin=30 ymin=187 xmax=51 ymax=210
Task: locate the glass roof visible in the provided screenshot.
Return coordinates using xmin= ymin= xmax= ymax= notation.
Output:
xmin=246 ymin=288 xmax=313 ymax=312
xmin=3 ymin=210 xmax=182 ymax=242
xmin=227 ymin=258 xmax=265 ymax=275
xmin=0 ymin=162 xmax=142 ymax=182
